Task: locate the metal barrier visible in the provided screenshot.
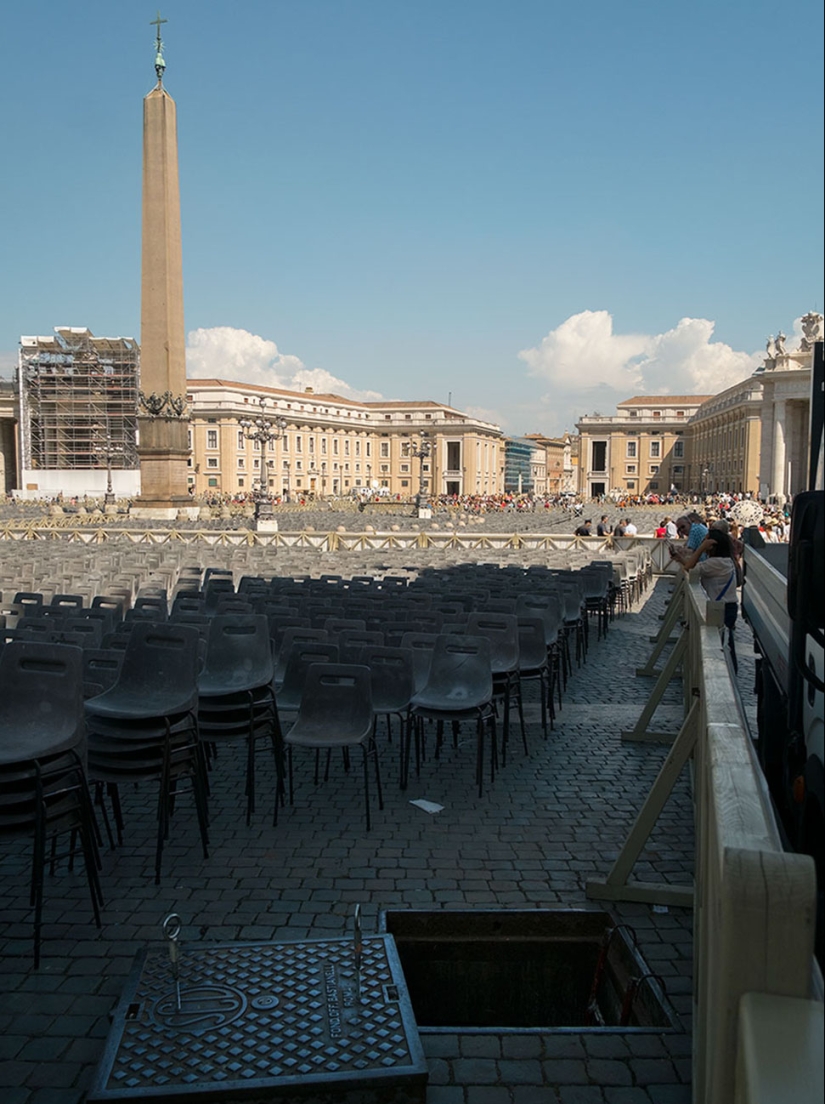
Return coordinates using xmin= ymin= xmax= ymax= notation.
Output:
xmin=0 ymin=524 xmax=678 ymax=558
xmin=587 ymin=574 xmax=821 ymax=1103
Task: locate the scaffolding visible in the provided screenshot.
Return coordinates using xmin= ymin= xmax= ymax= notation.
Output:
xmin=18 ymin=327 xmax=139 ymax=473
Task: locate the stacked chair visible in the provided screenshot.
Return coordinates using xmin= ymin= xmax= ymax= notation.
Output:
xmin=197 ymin=614 xmax=281 ymax=826
xmin=0 ymin=640 xmax=102 ymax=967
xmin=85 ymin=621 xmax=209 ymax=884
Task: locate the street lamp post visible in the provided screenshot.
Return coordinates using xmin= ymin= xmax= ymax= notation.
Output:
xmin=237 ymin=396 xmax=287 ymax=525
xmin=403 ymin=431 xmax=433 ymax=517
xmin=93 ymin=414 xmax=118 ymax=506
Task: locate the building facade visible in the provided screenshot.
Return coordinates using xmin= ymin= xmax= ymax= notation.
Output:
xmin=576 ymin=397 xmax=711 ymax=498
xmin=524 ymin=432 xmax=579 ymax=495
xmin=503 ymin=437 xmax=545 ymax=495
xmin=185 ymin=379 xmax=503 ymax=500
xmin=15 ymin=328 xmax=141 ymax=498
xmin=684 ymin=312 xmax=824 ymax=499
xmin=684 ymin=377 xmax=763 ymax=495
xmin=751 ymin=315 xmax=822 ymax=500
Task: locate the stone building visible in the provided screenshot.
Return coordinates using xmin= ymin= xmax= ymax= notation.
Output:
xmin=685 ymin=377 xmax=763 ymax=496
xmin=185 ymin=379 xmax=503 ymax=500
xmin=750 ymin=314 xmax=823 ymax=499
xmin=685 ymin=312 xmax=823 ymax=498
xmin=576 ymin=397 xmax=711 ymax=498
xmin=524 ymin=432 xmax=579 ymax=495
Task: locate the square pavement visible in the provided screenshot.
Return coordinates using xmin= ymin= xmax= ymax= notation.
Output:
xmin=0 ymin=577 xmax=695 ymax=1104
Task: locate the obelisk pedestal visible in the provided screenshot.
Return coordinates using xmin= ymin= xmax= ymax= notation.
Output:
xmin=131 ymin=77 xmax=197 ymax=520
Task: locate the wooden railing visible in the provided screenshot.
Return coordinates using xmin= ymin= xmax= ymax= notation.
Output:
xmin=587 ymin=572 xmax=822 ymax=1102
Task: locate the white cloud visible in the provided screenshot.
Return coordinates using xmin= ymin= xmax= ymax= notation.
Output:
xmin=518 ymin=310 xmax=761 ymax=434
xmin=185 ymin=326 xmax=382 ymax=402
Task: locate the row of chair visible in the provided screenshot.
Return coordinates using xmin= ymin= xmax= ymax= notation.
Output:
xmin=1 ymin=551 xmax=650 ymax=966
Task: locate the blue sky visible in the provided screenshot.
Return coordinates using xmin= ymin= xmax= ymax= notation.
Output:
xmin=1 ymin=0 xmax=822 ymax=434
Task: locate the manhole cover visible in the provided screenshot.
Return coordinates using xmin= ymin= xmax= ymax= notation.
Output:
xmin=89 ymin=935 xmax=427 ymax=1102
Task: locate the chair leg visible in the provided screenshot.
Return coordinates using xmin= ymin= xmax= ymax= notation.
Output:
xmin=372 ymin=738 xmax=384 ymax=811
xmin=361 ymin=745 xmax=372 ymax=831
xmin=94 ymin=781 xmax=116 ymax=850
xmin=515 ymin=676 xmax=528 ymax=756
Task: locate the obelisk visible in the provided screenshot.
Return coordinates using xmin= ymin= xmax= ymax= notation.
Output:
xmin=132 ymin=13 xmax=193 ymax=519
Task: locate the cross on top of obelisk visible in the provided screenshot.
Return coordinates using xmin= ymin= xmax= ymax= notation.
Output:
xmin=151 ymin=11 xmax=168 ymax=85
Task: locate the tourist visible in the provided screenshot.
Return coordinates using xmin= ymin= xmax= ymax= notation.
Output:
xmin=574 ymin=518 xmax=593 ymax=536
xmin=678 ymin=529 xmax=739 ymax=671
xmin=596 ymin=514 xmax=610 ymax=536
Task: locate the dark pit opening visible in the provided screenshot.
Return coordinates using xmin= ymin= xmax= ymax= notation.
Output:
xmin=381 ymin=909 xmax=679 ymax=1033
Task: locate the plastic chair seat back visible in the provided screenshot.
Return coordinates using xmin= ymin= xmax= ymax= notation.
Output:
xmin=199 ymin=614 xmax=274 ymax=697
xmin=285 ymin=663 xmax=373 ymax=748
xmin=466 ymin=613 xmax=520 ymax=675
xmin=84 ymin=622 xmax=199 ymax=720
xmin=412 ymin=634 xmax=493 ymax=713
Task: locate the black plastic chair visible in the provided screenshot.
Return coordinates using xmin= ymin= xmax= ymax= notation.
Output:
xmin=409 ymin=634 xmax=496 ymax=798
xmin=361 ymin=646 xmax=415 ymax=788
xmin=466 ymin=612 xmax=527 ymax=763
xmin=337 ymin=629 xmax=385 ymax=664
xmin=276 ymin=641 xmax=341 ymax=715
xmin=197 ymin=615 xmax=281 ymax=825
xmin=0 ymin=641 xmax=102 ymax=967
xmin=516 ymin=617 xmax=554 ymax=738
xmin=284 ymin=663 xmax=381 ymax=830
xmin=84 ymin=621 xmax=208 ymax=883
xmin=273 ymin=628 xmax=330 ymax=689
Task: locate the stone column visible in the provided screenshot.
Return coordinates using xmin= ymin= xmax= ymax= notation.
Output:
xmin=132 ymin=85 xmax=194 ymax=520
xmin=771 ymin=400 xmax=786 ymax=500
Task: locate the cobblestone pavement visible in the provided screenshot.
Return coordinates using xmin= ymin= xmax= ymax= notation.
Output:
xmin=0 ymin=577 xmax=695 ymax=1104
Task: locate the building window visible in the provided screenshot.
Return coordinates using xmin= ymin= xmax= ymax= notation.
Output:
xmin=625 ymin=464 xmax=637 ymax=474
xmin=321 ymin=438 xmax=327 ymax=454
xmin=673 ymin=440 xmax=684 ymax=458
xmin=207 ymin=458 xmax=218 ymax=468
xmin=400 ymin=463 xmax=410 ymax=473
xmin=380 ymin=464 xmax=390 ymax=473
xmin=652 ymin=411 xmax=661 ymax=418
xmin=295 ymin=435 xmax=302 ymax=452
xmin=380 ymin=442 xmax=390 ymax=458
xmin=626 ymin=480 xmax=636 ymax=489
xmin=237 ymin=431 xmax=245 ymax=450
xmin=208 ymin=477 xmax=218 ymax=487
xmin=649 ymin=440 xmax=661 ymax=458
xmin=673 ymin=465 xmax=684 ymax=474
xmin=238 ymin=478 xmax=245 ymax=488
xmin=344 ymin=440 xmax=350 ymax=456
xmin=238 ymin=458 xmax=245 ymax=468
xmin=206 ymin=430 xmax=218 ymax=449
xmin=591 ymin=441 xmax=607 ymax=472
xmin=626 ymin=440 xmax=637 ymax=458
xmin=650 ymin=465 xmax=659 ymax=474
xmin=649 ymin=481 xmax=659 ymax=489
